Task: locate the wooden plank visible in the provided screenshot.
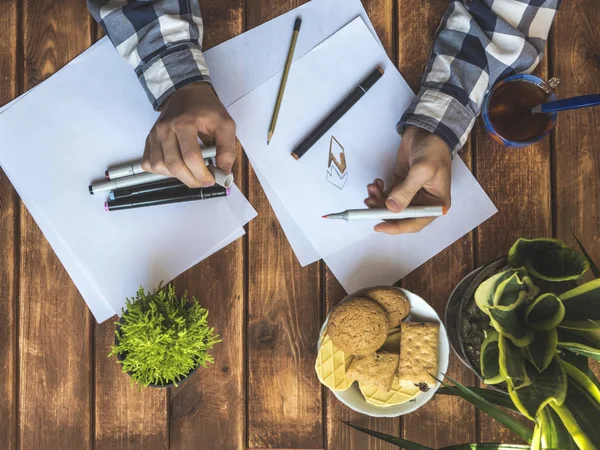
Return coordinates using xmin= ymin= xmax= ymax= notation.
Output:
xmin=550 ymin=0 xmax=600 ymax=378
xmin=18 ymin=1 xmax=93 ymax=450
xmin=0 ymin=1 xmax=18 ymax=449
xmin=95 ymin=319 xmax=168 ymax=450
xmin=474 ymin=56 xmax=551 ymax=446
xmin=169 ymin=2 xmax=246 ymax=449
xmin=245 ymin=1 xmax=323 ymax=448
xmin=90 ymin=6 xmax=169 ymax=444
xmin=396 ymin=1 xmax=478 ymax=447
xmin=324 ymin=1 xmax=399 ymax=448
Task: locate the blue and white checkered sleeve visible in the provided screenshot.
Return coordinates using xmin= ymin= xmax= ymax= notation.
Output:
xmin=87 ymin=0 xmax=210 ymax=110
xmin=398 ymin=0 xmax=561 ymax=155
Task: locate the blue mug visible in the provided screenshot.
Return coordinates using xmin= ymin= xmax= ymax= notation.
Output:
xmin=481 ymin=74 xmax=559 ymax=147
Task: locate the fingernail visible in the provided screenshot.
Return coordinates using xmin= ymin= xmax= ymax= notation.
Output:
xmin=202 ymin=181 xmax=215 ymax=187
xmin=386 ymin=198 xmax=401 ymax=212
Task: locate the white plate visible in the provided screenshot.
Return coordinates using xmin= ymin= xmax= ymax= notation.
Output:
xmin=318 ymin=287 xmax=450 ymax=417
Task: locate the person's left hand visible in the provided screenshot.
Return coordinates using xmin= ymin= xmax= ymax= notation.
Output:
xmin=364 ymin=126 xmax=452 ymax=234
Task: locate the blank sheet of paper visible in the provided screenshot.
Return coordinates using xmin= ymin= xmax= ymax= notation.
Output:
xmin=229 ymin=18 xmax=416 ymax=258
xmin=0 ymin=39 xmax=255 ymax=323
xmin=231 ymin=18 xmax=497 ymax=287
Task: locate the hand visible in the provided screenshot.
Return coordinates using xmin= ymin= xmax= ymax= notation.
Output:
xmin=365 ymin=126 xmax=452 ymax=234
xmin=142 ymin=82 xmax=237 ymax=188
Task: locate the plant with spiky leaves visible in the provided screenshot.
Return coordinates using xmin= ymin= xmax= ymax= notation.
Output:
xmin=110 ymin=284 xmax=220 ymax=388
xmin=346 ymin=237 xmax=600 ymax=450
xmin=475 ymin=238 xmax=600 ymax=449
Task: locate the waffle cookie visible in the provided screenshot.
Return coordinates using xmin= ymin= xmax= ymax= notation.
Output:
xmin=360 ymin=375 xmax=421 ymax=407
xmin=315 ymin=333 xmax=355 ymax=391
xmin=397 ymin=322 xmax=440 ymax=387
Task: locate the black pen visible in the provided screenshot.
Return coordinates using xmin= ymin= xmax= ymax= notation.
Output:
xmin=291 ymin=67 xmax=384 ymax=160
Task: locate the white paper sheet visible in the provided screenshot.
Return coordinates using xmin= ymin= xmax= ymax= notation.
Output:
xmin=232 ymin=19 xmax=497 ymax=288
xmin=0 ymin=0 xmax=379 ymax=321
xmin=324 ymin=160 xmax=497 ymax=292
xmin=206 ymin=0 xmax=380 ymax=107
xmin=0 ymin=39 xmax=256 ymax=323
xmin=229 ymin=18 xmax=415 ymax=258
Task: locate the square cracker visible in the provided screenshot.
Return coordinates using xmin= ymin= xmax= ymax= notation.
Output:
xmin=346 ymin=351 xmax=399 ymax=393
xmin=397 ymin=322 xmax=439 ymax=387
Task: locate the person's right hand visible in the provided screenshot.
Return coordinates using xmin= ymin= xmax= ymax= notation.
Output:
xmin=142 ymin=82 xmax=237 ymax=188
xmin=365 ymin=126 xmax=452 ymax=234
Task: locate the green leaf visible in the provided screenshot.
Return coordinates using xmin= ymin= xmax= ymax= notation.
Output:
xmin=537 ymin=406 xmax=578 ymax=450
xmin=508 ymin=356 xmax=567 ymax=420
xmin=442 ymin=375 xmax=534 ymax=443
xmin=549 ymin=361 xmax=600 ymax=450
xmin=525 ymin=294 xmax=565 ymax=331
xmin=559 ymin=279 xmax=600 ymax=330
xmin=524 ymin=329 xmax=558 ymax=373
xmin=493 ymin=270 xmax=538 ymax=307
xmin=499 ymin=335 xmax=532 ymax=389
xmin=441 ymin=445 xmax=531 ymax=450
xmin=489 ymin=302 xmax=535 ymax=347
xmin=486 ymin=272 xmax=537 ymax=347
xmin=481 ymin=330 xmax=504 ymax=384
xmin=437 ymin=386 xmax=519 ymax=412
xmin=508 ymin=238 xmax=589 ymax=282
xmin=344 ymin=423 xmax=531 ymax=450
xmin=344 ymin=422 xmax=434 ymax=450
xmin=476 ymin=269 xmax=518 ymax=312
xmin=558 ymin=327 xmax=600 ymax=362
xmin=573 ymin=234 xmax=600 ymax=279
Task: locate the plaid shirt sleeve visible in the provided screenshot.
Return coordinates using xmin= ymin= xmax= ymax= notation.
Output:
xmin=398 ymin=0 xmax=561 ymax=155
xmin=87 ymin=0 xmax=210 ymax=110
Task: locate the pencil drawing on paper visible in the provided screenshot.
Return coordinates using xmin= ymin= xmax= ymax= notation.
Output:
xmin=326 ymin=136 xmax=348 ymax=190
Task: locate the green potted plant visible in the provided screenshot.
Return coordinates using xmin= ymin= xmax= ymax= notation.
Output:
xmin=110 ymin=284 xmax=221 ymax=388
xmin=405 ymin=236 xmax=600 ymax=449
xmin=446 ymin=238 xmax=597 ymax=383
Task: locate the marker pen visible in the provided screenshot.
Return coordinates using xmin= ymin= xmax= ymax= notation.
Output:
xmin=105 ymin=186 xmax=229 ymax=211
xmin=90 ymin=172 xmax=168 ymax=195
xmin=208 ymin=166 xmax=234 ymax=189
xmin=322 ymin=206 xmax=447 ymax=221
xmin=105 ymin=147 xmax=217 ymax=180
xmin=110 ymin=178 xmax=187 ymax=200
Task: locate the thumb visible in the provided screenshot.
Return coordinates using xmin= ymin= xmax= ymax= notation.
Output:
xmin=214 ymin=118 xmax=237 ymax=173
xmin=386 ymin=164 xmax=435 ymax=212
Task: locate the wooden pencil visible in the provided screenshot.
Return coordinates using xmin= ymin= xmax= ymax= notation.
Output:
xmin=268 ymin=18 xmax=302 ymax=144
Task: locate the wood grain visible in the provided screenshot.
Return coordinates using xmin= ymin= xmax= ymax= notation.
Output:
xmin=0 ymin=2 xmax=18 ymax=449
xmin=18 ymin=1 xmax=93 ymax=449
xmin=89 ymin=11 xmax=169 ymax=447
xmin=550 ymin=0 xmax=600 ymax=378
xmin=324 ymin=1 xmax=400 ymax=449
xmin=168 ymin=2 xmax=246 ymax=450
xmin=95 ymin=319 xmax=168 ymax=450
xmin=397 ymin=1 xmax=478 ymax=447
xmin=245 ymin=1 xmax=324 ymax=448
xmin=474 ymin=54 xmax=551 ymax=448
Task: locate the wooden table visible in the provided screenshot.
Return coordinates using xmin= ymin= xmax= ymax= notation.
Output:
xmin=1 ymin=1 xmax=598 ymax=449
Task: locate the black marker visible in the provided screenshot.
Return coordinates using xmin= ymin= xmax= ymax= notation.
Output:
xmin=291 ymin=67 xmax=384 ymax=160
xmin=105 ymin=186 xmax=229 ymax=211
xmin=110 ymin=178 xmax=188 ymax=200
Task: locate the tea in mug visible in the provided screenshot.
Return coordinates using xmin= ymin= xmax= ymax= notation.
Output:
xmin=488 ymin=80 xmax=553 ymax=143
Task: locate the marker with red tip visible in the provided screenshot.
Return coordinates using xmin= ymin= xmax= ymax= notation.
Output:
xmin=322 ymin=206 xmax=447 ymax=221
